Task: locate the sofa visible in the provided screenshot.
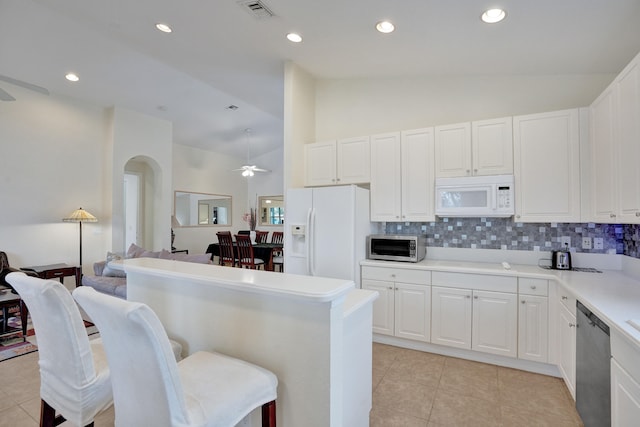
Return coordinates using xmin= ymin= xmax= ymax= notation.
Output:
xmin=81 ymin=245 xmax=212 ymax=299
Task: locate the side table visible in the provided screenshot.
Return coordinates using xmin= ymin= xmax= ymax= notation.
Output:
xmin=0 ymin=291 xmax=28 ymax=342
xmin=20 ymin=263 xmax=81 ymax=288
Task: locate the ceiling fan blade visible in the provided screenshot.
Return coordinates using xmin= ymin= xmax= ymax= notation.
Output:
xmin=0 ymin=74 xmax=50 ymax=96
xmin=253 ymin=167 xmax=271 ymax=172
xmin=0 ymin=87 xmax=16 ymax=101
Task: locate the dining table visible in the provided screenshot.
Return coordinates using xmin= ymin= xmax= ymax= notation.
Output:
xmin=206 ymin=242 xmax=283 ymax=271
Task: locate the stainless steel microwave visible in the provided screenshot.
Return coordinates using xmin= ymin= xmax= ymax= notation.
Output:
xmin=367 ymin=235 xmax=426 ymax=262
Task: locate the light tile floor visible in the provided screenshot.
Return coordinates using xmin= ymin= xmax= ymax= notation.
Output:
xmin=0 ymin=342 xmax=583 ymax=426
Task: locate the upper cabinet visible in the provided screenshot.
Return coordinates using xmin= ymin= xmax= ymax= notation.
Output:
xmin=304 ymin=136 xmax=370 ymax=187
xmin=435 ymin=117 xmax=513 ymax=178
xmin=590 ymin=52 xmax=640 ymax=223
xmin=513 ymin=109 xmax=582 ymax=223
xmin=370 ymin=128 xmax=435 ymax=222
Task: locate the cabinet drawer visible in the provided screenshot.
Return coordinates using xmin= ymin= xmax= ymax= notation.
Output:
xmin=518 ymin=278 xmax=548 ymax=296
xmin=557 ymin=284 xmax=577 ymax=314
xmin=432 ymin=271 xmax=517 ymax=293
xmin=361 ymin=266 xmax=431 ymax=285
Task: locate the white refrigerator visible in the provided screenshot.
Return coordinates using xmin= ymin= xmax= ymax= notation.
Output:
xmin=284 ymin=185 xmax=371 ymax=285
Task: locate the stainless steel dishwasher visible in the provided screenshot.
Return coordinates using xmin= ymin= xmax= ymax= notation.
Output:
xmin=576 ymin=300 xmax=611 ymax=427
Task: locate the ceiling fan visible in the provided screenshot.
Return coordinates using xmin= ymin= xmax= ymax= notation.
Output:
xmin=0 ymin=74 xmax=50 ymax=101
xmin=232 ymin=128 xmax=271 ymax=177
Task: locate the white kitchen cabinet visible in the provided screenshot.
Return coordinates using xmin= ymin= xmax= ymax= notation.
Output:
xmin=590 ymin=85 xmax=618 ymax=222
xmin=557 ymin=297 xmax=577 ymax=399
xmin=304 ymin=136 xmax=370 ymax=186
xmin=612 ymin=358 xmax=640 ymax=427
xmin=472 ymin=290 xmax=518 ymax=358
xmin=431 ymin=272 xmax=518 ymax=357
xmin=518 ymin=278 xmax=549 ymax=363
xmin=513 ymin=108 xmax=582 ymax=223
xmin=370 ymin=129 xmax=435 ymax=222
xmin=361 ymin=266 xmax=431 ymax=342
xmin=431 ymin=286 xmax=472 ymax=349
xmin=518 ymin=295 xmax=549 ymax=363
xmin=590 ymin=51 xmax=640 ymax=223
xmin=435 ymin=117 xmax=513 ymax=178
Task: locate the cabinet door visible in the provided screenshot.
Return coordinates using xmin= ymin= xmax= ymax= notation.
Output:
xmin=337 ymin=136 xmax=370 ymax=185
xmin=401 ymin=128 xmax=435 ymax=222
xmin=558 ymin=302 xmax=577 ymax=399
xmin=434 ymin=122 xmax=472 ymax=177
xmin=590 ymin=86 xmax=618 ymax=222
xmin=370 ymin=132 xmax=402 ymax=221
xmin=513 ymin=109 xmax=581 ymax=223
xmin=362 ymin=279 xmax=394 ymax=336
xmin=518 ymin=295 xmax=549 ymax=363
xmin=431 ymin=286 xmax=472 ymax=349
xmin=617 ymin=58 xmax=640 ymax=223
xmin=304 ymin=141 xmax=336 ymax=187
xmin=394 ymin=283 xmax=431 ymax=342
xmin=612 ymin=358 xmax=640 ymax=427
xmin=472 ymin=290 xmax=518 ymax=358
xmin=472 ymin=117 xmax=514 ymax=176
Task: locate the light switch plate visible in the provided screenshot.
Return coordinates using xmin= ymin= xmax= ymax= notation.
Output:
xmin=582 ymin=237 xmax=592 ymax=249
xmin=560 ymin=236 xmax=571 ymax=248
xmin=594 ymin=237 xmax=604 ymax=250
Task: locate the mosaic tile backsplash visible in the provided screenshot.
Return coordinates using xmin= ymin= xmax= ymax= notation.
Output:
xmin=384 ymin=218 xmax=640 ymax=259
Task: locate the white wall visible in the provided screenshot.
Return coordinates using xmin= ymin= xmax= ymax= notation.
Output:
xmin=314 ymin=73 xmax=616 ymax=140
xmin=284 ymin=62 xmax=317 ymax=190
xmin=0 ymin=87 xmax=107 ymax=277
xmin=171 ymin=143 xmax=248 ymax=254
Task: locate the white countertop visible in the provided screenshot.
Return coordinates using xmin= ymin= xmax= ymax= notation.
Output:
xmin=119 ymin=257 xmax=356 ymax=303
xmin=362 ymin=258 xmax=640 ymax=350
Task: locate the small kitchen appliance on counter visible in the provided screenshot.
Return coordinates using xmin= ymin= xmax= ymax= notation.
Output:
xmin=551 ymin=243 xmax=572 ymax=270
xmin=367 ymin=234 xmax=426 ymax=262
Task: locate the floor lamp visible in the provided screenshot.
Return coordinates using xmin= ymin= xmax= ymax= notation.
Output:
xmin=63 ymin=207 xmax=98 ymax=274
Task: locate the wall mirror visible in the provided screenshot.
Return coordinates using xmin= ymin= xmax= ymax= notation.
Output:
xmin=174 ymin=191 xmax=232 ymax=226
xmin=258 ymin=195 xmax=284 ymax=226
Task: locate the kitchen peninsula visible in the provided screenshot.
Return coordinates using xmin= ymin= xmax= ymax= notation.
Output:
xmin=118 ymin=257 xmax=378 ymax=427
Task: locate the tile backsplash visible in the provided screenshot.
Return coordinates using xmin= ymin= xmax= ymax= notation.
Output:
xmin=384 ymin=218 xmax=640 ymax=259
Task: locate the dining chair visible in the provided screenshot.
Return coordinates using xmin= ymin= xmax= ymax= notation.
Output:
xmin=270 ymin=231 xmax=284 ymax=272
xmin=235 ymin=234 xmax=265 ymax=269
xmin=6 ymin=272 xmax=113 ymax=427
xmin=73 ymin=286 xmax=277 ymax=427
xmin=255 ymin=230 xmax=269 ymax=243
xmin=270 ymin=231 xmax=283 ymax=244
xmin=216 ymin=231 xmax=237 ymax=267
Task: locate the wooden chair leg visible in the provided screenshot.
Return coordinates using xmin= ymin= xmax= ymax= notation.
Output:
xmin=261 ymin=400 xmax=276 ymax=427
xmin=40 ymin=400 xmax=56 ymax=427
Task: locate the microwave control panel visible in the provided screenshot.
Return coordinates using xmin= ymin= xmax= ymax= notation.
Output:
xmin=497 ymin=186 xmax=512 ymax=209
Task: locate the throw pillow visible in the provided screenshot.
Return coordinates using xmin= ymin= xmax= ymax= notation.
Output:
xmin=126 ymin=243 xmax=145 ymax=258
xmin=102 ymin=251 xmax=126 ymax=277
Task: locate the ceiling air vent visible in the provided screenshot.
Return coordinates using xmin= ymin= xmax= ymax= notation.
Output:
xmin=236 ymin=0 xmax=275 ymax=19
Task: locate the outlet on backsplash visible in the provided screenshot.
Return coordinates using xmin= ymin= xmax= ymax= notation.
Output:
xmin=561 ymin=236 xmax=571 ymax=248
xmin=582 ymin=237 xmax=592 ymax=249
xmin=594 ymin=237 xmax=604 ymax=250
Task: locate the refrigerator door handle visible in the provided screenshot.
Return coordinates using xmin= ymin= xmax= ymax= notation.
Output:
xmin=305 ymin=207 xmax=313 ymax=275
xmin=309 ymin=208 xmax=317 ymax=276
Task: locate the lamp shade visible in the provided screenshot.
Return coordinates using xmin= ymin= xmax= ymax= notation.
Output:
xmin=63 ymin=208 xmax=98 ymax=223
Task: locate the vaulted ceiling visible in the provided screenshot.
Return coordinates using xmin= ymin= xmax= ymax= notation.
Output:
xmin=1 ymin=0 xmax=640 ymax=158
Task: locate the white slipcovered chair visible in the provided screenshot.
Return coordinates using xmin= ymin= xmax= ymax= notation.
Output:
xmin=6 ymin=272 xmax=113 ymax=427
xmin=73 ymin=286 xmax=278 ymax=427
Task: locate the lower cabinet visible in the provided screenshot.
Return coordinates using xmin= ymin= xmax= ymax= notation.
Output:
xmin=361 ymin=266 xmax=431 ymax=342
xmin=518 ymin=278 xmax=549 ymax=363
xmin=612 ymin=358 xmax=640 ymax=426
xmin=431 ymin=286 xmax=518 ymax=357
xmin=557 ymin=298 xmax=577 ymax=399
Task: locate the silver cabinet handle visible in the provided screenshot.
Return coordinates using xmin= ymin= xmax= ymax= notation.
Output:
xmin=562 ymin=296 xmax=568 ymax=300
xmin=516 ymin=214 xmax=521 ymax=219
xmin=569 ymin=323 xmax=576 ymax=328
xmin=465 ymin=295 xmax=471 ymax=299
xmin=474 ymin=169 xmax=478 ymax=173
xmin=521 ymin=300 xmax=526 ymax=304
xmin=530 ymin=285 xmax=537 ymax=290
xmin=473 ymin=295 xmax=478 ymax=299
xmin=636 ymin=212 xmax=640 ymax=217
xmin=610 ymin=213 xmax=616 ymax=218
xmin=387 ymin=286 xmax=393 ymax=290
xmin=395 ymin=287 xmax=398 ymax=291
xmin=391 ymin=274 xmax=396 ymax=278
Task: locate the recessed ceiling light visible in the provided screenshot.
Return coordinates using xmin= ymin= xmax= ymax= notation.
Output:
xmin=65 ymin=73 xmax=79 ymax=82
xmin=286 ymin=33 xmax=302 ymax=43
xmin=375 ymin=21 xmax=395 ymax=34
xmin=481 ymin=8 xmax=506 ymax=24
xmin=155 ymin=23 xmax=173 ymax=33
